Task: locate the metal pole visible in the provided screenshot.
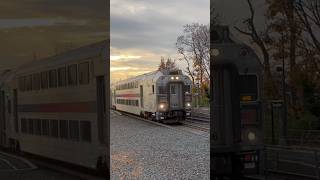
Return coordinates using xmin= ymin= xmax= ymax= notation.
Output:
xmin=271 ymin=103 xmax=275 ymax=144
xmin=280 ymin=34 xmax=287 ymax=145
xmin=315 ymin=150 xmax=320 ymax=180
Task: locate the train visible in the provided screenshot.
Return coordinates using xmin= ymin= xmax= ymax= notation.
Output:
xmin=111 ymin=69 xmax=193 ymax=123
xmin=0 ymin=40 xmax=109 ymax=174
xmin=211 ymin=26 xmax=264 ymax=177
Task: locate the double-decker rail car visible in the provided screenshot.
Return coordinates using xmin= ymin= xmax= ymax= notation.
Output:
xmin=111 ymin=69 xmax=192 ymax=123
xmin=211 ymin=26 xmax=264 ymax=177
xmin=0 ymin=40 xmax=109 ymax=173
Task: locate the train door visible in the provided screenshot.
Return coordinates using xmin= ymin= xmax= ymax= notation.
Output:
xmin=113 ymin=89 xmax=116 ymax=106
xmin=169 ymin=83 xmax=183 ymax=109
xmin=0 ymin=91 xmax=5 ymax=146
xmin=13 ymin=89 xmax=18 ymax=133
xmin=96 ymin=76 xmax=106 ymax=144
xmin=140 ymin=85 xmax=143 ymax=108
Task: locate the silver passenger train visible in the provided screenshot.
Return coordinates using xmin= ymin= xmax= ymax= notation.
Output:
xmin=0 ymin=41 xmax=109 ymax=173
xmin=111 ymin=69 xmax=192 ymax=123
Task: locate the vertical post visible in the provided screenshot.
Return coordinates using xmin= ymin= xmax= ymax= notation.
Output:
xmin=276 ymin=151 xmax=279 ymax=170
xmin=279 ymin=34 xmax=287 ymax=146
xmin=271 ymin=103 xmax=275 ymax=145
xmin=264 ymin=148 xmax=269 ymax=180
xmin=315 ymin=150 xmax=320 ymax=180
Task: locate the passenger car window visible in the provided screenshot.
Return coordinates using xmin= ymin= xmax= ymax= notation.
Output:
xmin=49 ymin=70 xmax=57 ymax=88
xmin=67 ymin=64 xmax=78 ymax=86
xmin=32 ymin=73 xmax=40 ymax=90
xmin=79 ymin=62 xmax=90 ymax=84
xmin=80 ymin=121 xmax=91 ymax=142
xmin=41 ymin=71 xmax=49 ymax=89
xmin=59 ymin=120 xmax=68 ymax=139
xmin=69 ymin=120 xmax=79 ymax=140
xmin=58 ymin=67 xmax=67 ymax=87
xmin=50 ymin=120 xmax=59 ymax=138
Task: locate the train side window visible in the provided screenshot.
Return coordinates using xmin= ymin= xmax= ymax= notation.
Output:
xmin=42 ymin=119 xmax=49 ymax=136
xmin=58 ymin=67 xmax=67 ymax=87
xmin=239 ymin=75 xmax=258 ymax=101
xmin=7 ymin=100 xmax=11 ymax=114
xmin=32 ymin=73 xmax=40 ymax=90
xmin=80 ymin=121 xmax=91 ymax=142
xmin=21 ymin=118 xmax=27 ymax=133
xmin=28 ymin=119 xmax=34 ymax=135
xmin=18 ymin=77 xmax=24 ymax=92
xmin=152 ymin=85 xmax=154 ymax=94
xmin=79 ymin=62 xmax=90 ymax=85
xmin=41 ymin=71 xmax=49 ymax=89
xmin=67 ymin=64 xmax=78 ymax=86
xmin=50 ymin=120 xmax=59 ymax=138
xmin=69 ymin=120 xmax=79 ymax=141
xmin=49 ymin=70 xmax=57 ymax=88
xmin=34 ymin=119 xmax=41 ymax=135
xmin=59 ymin=120 xmax=68 ymax=139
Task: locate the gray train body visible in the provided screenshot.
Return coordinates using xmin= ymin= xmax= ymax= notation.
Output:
xmin=111 ymin=69 xmax=192 ymax=123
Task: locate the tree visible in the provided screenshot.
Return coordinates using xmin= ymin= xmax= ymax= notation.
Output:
xmin=158 ymin=57 xmax=177 ymax=71
xmin=158 ymin=57 xmax=166 ymax=71
xmin=234 ymin=0 xmax=278 ymax=97
xmin=176 ymin=23 xmax=210 ymax=87
xmin=295 ymin=0 xmax=320 ymax=54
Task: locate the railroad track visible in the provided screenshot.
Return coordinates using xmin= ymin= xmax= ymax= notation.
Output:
xmin=181 ymin=121 xmax=209 ymax=132
xmin=113 ymin=110 xmax=210 ymax=134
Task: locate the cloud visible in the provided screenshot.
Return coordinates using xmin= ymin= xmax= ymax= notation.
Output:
xmin=110 ymin=0 xmax=209 ymax=82
xmin=0 ymin=0 xmax=108 ymax=69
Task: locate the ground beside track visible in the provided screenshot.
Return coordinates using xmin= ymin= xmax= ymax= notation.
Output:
xmin=110 ymin=110 xmax=210 ymax=179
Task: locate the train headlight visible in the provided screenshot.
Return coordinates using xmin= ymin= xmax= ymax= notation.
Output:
xmin=248 ymin=131 xmax=256 ymax=141
xmin=175 ymin=76 xmax=179 ymax=80
xmin=171 ymin=76 xmax=174 ymax=80
xmin=159 ymin=104 xmax=165 ymax=109
xmin=186 ymin=102 xmax=191 ymax=107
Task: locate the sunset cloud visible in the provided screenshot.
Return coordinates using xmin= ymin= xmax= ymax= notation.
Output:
xmin=0 ymin=0 xmax=108 ymax=69
xmin=110 ymin=0 xmax=209 ymax=83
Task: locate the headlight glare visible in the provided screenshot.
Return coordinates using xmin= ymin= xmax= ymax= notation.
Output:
xmin=248 ymin=132 xmax=256 ymax=141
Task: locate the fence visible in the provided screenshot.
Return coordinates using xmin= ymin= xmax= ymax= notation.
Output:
xmin=264 ymin=145 xmax=320 ymax=179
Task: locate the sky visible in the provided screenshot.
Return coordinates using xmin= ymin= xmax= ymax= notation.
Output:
xmin=110 ymin=0 xmax=210 ymax=83
xmin=0 ymin=0 xmax=108 ymax=70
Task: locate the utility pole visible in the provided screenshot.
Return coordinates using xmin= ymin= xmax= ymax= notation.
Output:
xmin=279 ymin=34 xmax=288 ymax=145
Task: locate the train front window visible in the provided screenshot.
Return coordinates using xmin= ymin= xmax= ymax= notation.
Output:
xmin=239 ymin=75 xmax=258 ymax=101
xmin=184 ymin=85 xmax=191 ymax=93
xmin=171 ymin=85 xmax=176 ymax=94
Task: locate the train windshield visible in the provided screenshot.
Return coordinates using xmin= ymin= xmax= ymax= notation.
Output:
xmin=239 ymin=74 xmax=258 ymax=101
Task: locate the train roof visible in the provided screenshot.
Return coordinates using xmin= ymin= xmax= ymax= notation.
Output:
xmin=112 ymin=69 xmax=189 ymax=85
xmin=16 ymin=40 xmax=108 ymax=74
